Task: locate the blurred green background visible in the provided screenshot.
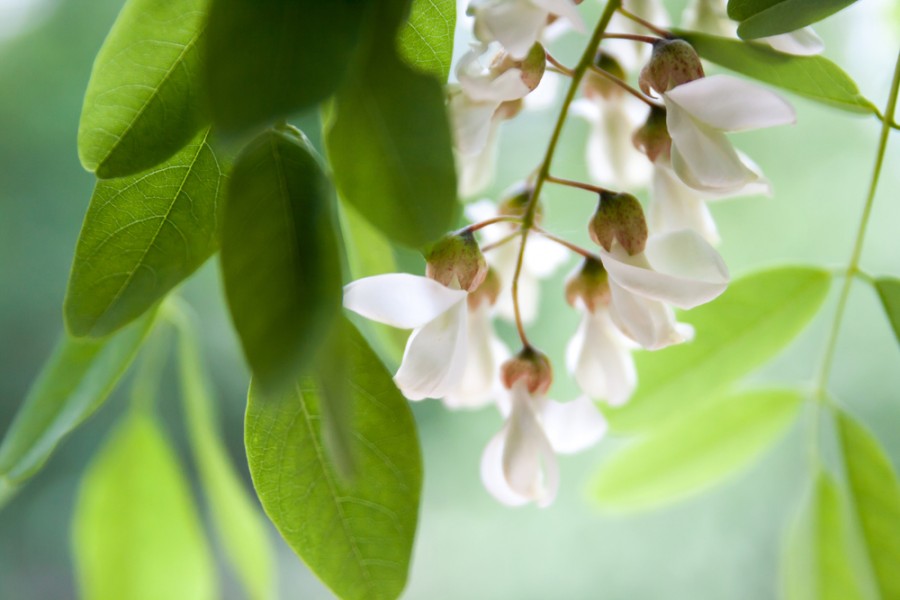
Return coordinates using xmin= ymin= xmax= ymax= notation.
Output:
xmin=1 ymin=0 xmax=899 ymax=598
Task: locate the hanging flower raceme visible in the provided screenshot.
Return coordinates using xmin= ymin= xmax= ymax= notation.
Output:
xmin=468 ymin=0 xmax=585 ymax=60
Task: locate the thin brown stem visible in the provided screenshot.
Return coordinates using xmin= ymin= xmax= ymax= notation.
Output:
xmin=481 ymin=230 xmax=521 ymax=253
xmin=602 ymin=32 xmax=659 ymax=44
xmin=533 ymin=227 xmax=602 ymax=261
xmin=462 ymin=215 xmax=521 ymax=234
xmin=546 ymin=174 xmax=611 ymax=195
xmin=511 ymin=230 xmax=532 ymax=348
xmin=589 ymin=65 xmax=662 ymax=107
xmin=546 ymin=53 xmax=575 ymax=76
xmin=616 ymin=6 xmax=672 ymax=38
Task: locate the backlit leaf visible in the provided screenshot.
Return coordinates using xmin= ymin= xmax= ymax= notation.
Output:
xmin=398 ymin=0 xmax=456 ymax=81
xmin=727 ymin=0 xmax=859 ymax=39
xmin=874 ymin=277 xmax=900 ymax=346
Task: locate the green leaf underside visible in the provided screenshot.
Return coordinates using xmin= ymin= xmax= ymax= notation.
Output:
xmin=175 ymin=310 xmax=275 ymax=600
xmin=73 ymin=412 xmax=216 ymax=600
xmin=78 ymin=0 xmax=210 ymax=178
xmin=593 ymin=388 xmax=802 ymax=511
xmin=604 ymin=267 xmax=830 ymax=434
xmin=245 ymin=322 xmax=422 ymax=600
xmin=204 ymin=0 xmax=370 ymax=131
xmin=675 ymin=31 xmax=878 ymax=114
xmin=874 ymin=278 xmax=900 ymax=346
xmin=783 ymin=472 xmax=867 ymax=600
xmin=728 ymin=0 xmax=859 ymax=38
xmin=838 ymin=412 xmax=900 ymax=599
xmin=397 ymin=0 xmax=456 ymax=81
xmin=65 ymin=128 xmax=224 ymax=338
xmin=220 ymin=127 xmax=341 ymax=392
xmin=0 ymin=311 xmax=155 ymax=504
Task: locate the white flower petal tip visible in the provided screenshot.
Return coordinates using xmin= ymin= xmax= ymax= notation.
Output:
xmin=541 ymin=396 xmax=608 ymax=454
xmin=666 ymin=75 xmax=796 ymax=131
xmin=566 ymin=308 xmax=637 ymax=406
xmin=343 ymin=274 xmax=467 ymax=329
xmin=441 ymin=304 xmax=509 ymax=410
xmin=762 ymin=27 xmax=824 ymax=56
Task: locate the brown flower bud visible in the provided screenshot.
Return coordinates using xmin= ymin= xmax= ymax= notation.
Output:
xmin=426 ymin=230 xmax=488 ymax=292
xmin=639 ymin=39 xmax=704 ymax=97
xmin=493 ymin=43 xmax=547 ymax=92
xmin=632 ymin=105 xmax=671 ymax=163
xmin=589 ymin=192 xmax=648 ymax=255
xmin=468 ymin=267 xmax=501 ymax=310
xmin=565 ymin=258 xmax=611 ymax=312
xmin=583 ymin=51 xmax=626 ymax=100
xmin=501 ymin=347 xmax=553 ymax=395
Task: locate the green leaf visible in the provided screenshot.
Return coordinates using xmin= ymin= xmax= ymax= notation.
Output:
xmin=874 ymin=277 xmax=900 ymax=346
xmin=674 ymin=31 xmax=878 ymax=114
xmin=73 ymin=412 xmax=217 ymax=600
xmin=783 ymin=471 xmax=868 ymax=600
xmin=172 ymin=305 xmax=275 ymax=600
xmin=204 ymin=0 xmax=371 ymax=131
xmin=397 ymin=0 xmax=456 ymax=81
xmin=0 ymin=311 xmax=155 ymax=506
xmin=65 ymin=128 xmax=225 ymax=338
xmin=727 ymin=0 xmax=859 ymax=38
xmin=604 ymin=267 xmax=830 ymax=433
xmin=78 ymin=0 xmax=210 ymax=178
xmin=326 ymin=47 xmax=458 ymax=248
xmin=220 ymin=126 xmax=341 ymax=392
xmin=837 ymin=412 xmax=900 ymax=599
xmin=245 ymin=321 xmax=422 ymax=600
xmin=593 ymin=388 xmax=802 ymax=511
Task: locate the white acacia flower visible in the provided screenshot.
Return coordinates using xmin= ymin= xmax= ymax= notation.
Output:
xmin=566 ymin=302 xmax=637 ymax=406
xmin=469 ymin=0 xmax=584 ymax=60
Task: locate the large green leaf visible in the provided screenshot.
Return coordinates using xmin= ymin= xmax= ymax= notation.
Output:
xmin=604 ymin=267 xmax=830 ymax=433
xmin=397 ymin=0 xmax=456 ymax=81
xmin=0 ymin=311 xmax=155 ymax=506
xmin=246 ymin=322 xmax=422 ymax=600
xmin=727 ymin=0 xmax=859 ymax=38
xmin=65 ymin=128 xmax=225 ymax=338
xmin=204 ymin=0 xmax=372 ymax=131
xmin=78 ymin=0 xmax=210 ymax=178
xmin=675 ymin=31 xmax=878 ymax=114
xmin=783 ymin=471 xmax=868 ymax=600
xmin=837 ymin=412 xmax=900 ymax=599
xmin=73 ymin=412 xmax=217 ymax=600
xmin=593 ymin=388 xmax=802 ymax=511
xmin=220 ymin=126 xmax=341 ymax=392
xmin=874 ymin=277 xmax=900 ymax=347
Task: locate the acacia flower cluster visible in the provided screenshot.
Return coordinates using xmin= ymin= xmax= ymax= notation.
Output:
xmin=345 ymin=0 xmax=796 ymax=507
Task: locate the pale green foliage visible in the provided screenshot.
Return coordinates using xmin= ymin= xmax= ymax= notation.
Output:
xmin=727 ymin=0 xmax=860 ymax=39
xmin=398 ymin=0 xmax=457 ymax=81
xmin=874 ymin=278 xmax=900 ymax=346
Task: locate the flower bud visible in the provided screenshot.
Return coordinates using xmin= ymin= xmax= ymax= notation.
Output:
xmin=501 ymin=347 xmax=553 ymax=395
xmin=583 ymin=51 xmax=626 ymax=100
xmin=565 ymin=258 xmax=611 ymax=312
xmin=589 ymin=192 xmax=648 ymax=255
xmin=639 ymin=39 xmax=704 ymax=97
xmin=632 ymin=105 xmax=671 ymax=163
xmin=498 ymin=182 xmax=544 ymax=223
xmin=493 ymin=42 xmax=546 ymax=92
xmin=426 ymin=230 xmax=488 ymax=292
xmin=468 ymin=266 xmax=501 ymax=310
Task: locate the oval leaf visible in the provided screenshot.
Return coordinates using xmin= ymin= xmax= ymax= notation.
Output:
xmin=73 ymin=412 xmax=217 ymax=600
xmin=593 ymin=388 xmax=803 ymax=511
xmin=245 ymin=322 xmax=422 ymax=600
xmin=397 ymin=0 xmax=457 ymax=81
xmin=78 ymin=0 xmax=210 ymax=178
xmin=728 ymin=0 xmax=860 ymax=39
xmin=604 ymin=267 xmax=830 ymax=433
xmin=674 ymin=31 xmax=878 ymax=115
xmin=0 ymin=311 xmax=155 ymax=506
xmin=837 ymin=412 xmax=900 ymax=599
xmin=220 ymin=126 xmax=341 ymax=392
xmin=65 ymin=128 xmax=225 ymax=338
xmin=875 ymin=277 xmax=900 ymax=346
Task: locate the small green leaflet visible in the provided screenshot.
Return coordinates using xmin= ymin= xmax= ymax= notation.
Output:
xmin=727 ymin=0 xmax=859 ymax=39
xmin=0 ymin=311 xmax=155 ymax=507
xmin=398 ymin=0 xmax=457 ymax=81
xmin=245 ymin=322 xmax=422 ymax=600
xmin=604 ymin=267 xmax=830 ymax=433
xmin=78 ymin=0 xmax=210 ymax=178
xmin=783 ymin=472 xmax=868 ymax=600
xmin=73 ymin=412 xmax=217 ymax=600
xmin=674 ymin=31 xmax=878 ymax=115
xmin=220 ymin=126 xmax=341 ymax=393
xmin=592 ymin=388 xmax=802 ymax=511
xmin=874 ymin=277 xmax=900 ymax=346
xmin=837 ymin=411 xmax=900 ymax=599
xmin=65 ymin=128 xmax=225 ymax=338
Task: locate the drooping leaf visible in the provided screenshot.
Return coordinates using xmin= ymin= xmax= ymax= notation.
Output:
xmin=727 ymin=0 xmax=859 ymax=39
xmin=204 ymin=0 xmax=372 ymax=132
xmin=245 ymin=321 xmax=422 ymax=600
xmin=837 ymin=412 xmax=900 ymax=599
xmin=783 ymin=471 xmax=868 ymax=600
xmin=593 ymin=388 xmax=802 ymax=511
xmin=65 ymin=128 xmax=225 ymax=338
xmin=78 ymin=0 xmax=210 ymax=178
xmin=674 ymin=31 xmax=878 ymax=115
xmin=172 ymin=305 xmax=275 ymax=600
xmin=72 ymin=412 xmax=217 ymax=600
xmin=220 ymin=126 xmax=341 ymax=392
xmin=874 ymin=277 xmax=900 ymax=346
xmin=397 ymin=0 xmax=456 ymax=81
xmin=0 ymin=311 xmax=155 ymax=506
xmin=604 ymin=267 xmax=830 ymax=433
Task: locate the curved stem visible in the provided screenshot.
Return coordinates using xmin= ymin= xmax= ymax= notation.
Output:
xmin=546 ymin=53 xmax=574 ymax=76
xmin=616 ymin=6 xmax=672 ymax=38
xmin=533 ymin=227 xmax=602 ymax=261
xmin=462 ymin=215 xmax=521 ymax=234
xmin=602 ymin=32 xmax=659 ymax=44
xmin=589 ymin=65 xmax=662 ymax=107
xmin=546 ymin=174 xmax=611 ymax=195
xmin=481 ymin=230 xmax=521 ymax=253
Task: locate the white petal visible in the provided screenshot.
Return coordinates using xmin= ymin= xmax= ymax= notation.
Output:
xmin=585 ymin=99 xmax=651 ymax=189
xmin=566 ymin=309 xmax=637 ymax=406
xmin=463 ymin=68 xmax=532 ymax=103
xmin=442 ymin=304 xmax=508 ymax=409
xmin=450 ymin=93 xmax=499 ymax=156
xmin=502 ymin=384 xmax=559 ymax=506
xmin=343 ymin=274 xmax=467 ymax=329
xmin=532 ymin=0 xmax=585 ymax=32
xmin=464 ymin=198 xmax=499 ymax=226
xmin=570 ymin=97 xmax=600 ymax=123
xmin=524 ymin=233 xmax=569 ymax=278
xmin=540 ymin=396 xmax=608 ymax=454
xmin=607 ymin=281 xmax=694 ymax=350
xmin=394 ymin=301 xmax=469 ymax=400
xmin=458 ymin=121 xmax=500 ymax=197
xmin=476 ymin=1 xmax=546 ymax=59
xmin=762 ymin=27 xmax=824 ymax=56
xmin=665 ymin=75 xmax=796 ymax=132
xmin=523 ymin=70 xmax=561 ymax=111
xmin=650 ymin=162 xmax=720 ymax=244
xmin=480 ymin=427 xmax=530 ymax=506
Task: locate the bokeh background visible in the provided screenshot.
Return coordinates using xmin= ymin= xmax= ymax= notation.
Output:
xmin=2 ymin=0 xmax=899 ymax=598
